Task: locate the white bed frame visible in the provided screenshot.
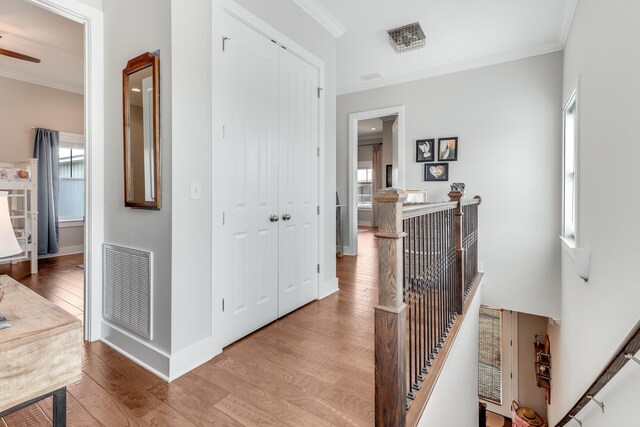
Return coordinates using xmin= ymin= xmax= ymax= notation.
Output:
xmin=0 ymin=159 xmax=38 ymax=274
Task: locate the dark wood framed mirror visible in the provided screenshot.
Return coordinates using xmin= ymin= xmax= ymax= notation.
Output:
xmin=123 ymin=51 xmax=160 ymax=209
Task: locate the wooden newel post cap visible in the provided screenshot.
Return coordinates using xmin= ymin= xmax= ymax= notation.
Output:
xmin=373 ymin=188 xmax=408 ymax=204
xmin=448 ymin=190 xmax=463 ymax=201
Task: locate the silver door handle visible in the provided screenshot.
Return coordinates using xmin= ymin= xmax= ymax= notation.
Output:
xmin=270 ymin=214 xmax=279 ymax=222
xmin=282 ymin=213 xmax=292 ymax=221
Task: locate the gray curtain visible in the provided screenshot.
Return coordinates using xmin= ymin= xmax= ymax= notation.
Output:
xmin=33 ymin=128 xmax=60 ymax=255
xmin=372 ymin=144 xmax=382 ymax=227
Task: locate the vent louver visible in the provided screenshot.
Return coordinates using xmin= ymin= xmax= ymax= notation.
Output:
xmin=103 ymin=244 xmax=153 ymax=340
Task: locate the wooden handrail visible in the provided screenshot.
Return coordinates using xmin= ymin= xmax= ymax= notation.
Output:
xmin=555 ymin=319 xmax=640 ymax=426
xmin=374 ymin=189 xmax=482 ymax=426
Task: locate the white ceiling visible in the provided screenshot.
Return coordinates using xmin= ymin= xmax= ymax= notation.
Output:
xmin=303 ymin=0 xmax=577 ymax=94
xmin=0 ymin=0 xmax=83 ymax=94
xmin=358 ymin=118 xmax=383 ymax=139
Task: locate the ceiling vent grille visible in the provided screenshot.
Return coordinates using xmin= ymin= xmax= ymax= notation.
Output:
xmin=387 ymin=22 xmax=426 ymax=54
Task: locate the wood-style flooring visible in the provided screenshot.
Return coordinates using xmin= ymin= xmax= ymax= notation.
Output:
xmin=0 ymin=230 xmax=380 ymax=426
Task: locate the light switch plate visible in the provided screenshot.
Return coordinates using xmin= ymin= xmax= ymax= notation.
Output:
xmin=190 ymin=181 xmax=202 ymax=200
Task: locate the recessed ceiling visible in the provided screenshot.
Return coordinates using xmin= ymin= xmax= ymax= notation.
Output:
xmin=358 ymin=118 xmax=383 ymax=139
xmin=0 ymin=0 xmax=83 ymax=94
xmin=299 ymin=0 xmax=577 ymax=94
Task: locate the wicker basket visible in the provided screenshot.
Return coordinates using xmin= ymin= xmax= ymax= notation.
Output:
xmin=512 ymin=401 xmax=547 ymax=427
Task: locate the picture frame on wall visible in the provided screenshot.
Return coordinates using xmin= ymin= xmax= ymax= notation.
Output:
xmin=424 ymin=163 xmax=449 ymax=181
xmin=438 ymin=137 xmax=458 ymax=161
xmin=416 ymin=139 xmax=435 ymax=162
xmin=386 ymin=164 xmax=393 ymax=187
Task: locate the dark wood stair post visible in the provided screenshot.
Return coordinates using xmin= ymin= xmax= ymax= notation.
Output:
xmin=373 ymin=188 xmax=407 ymax=427
xmin=449 ymin=190 xmax=465 ymax=314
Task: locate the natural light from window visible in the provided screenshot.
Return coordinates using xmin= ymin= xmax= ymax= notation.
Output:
xmin=357 ymin=166 xmax=373 ymax=208
xmin=563 ymin=91 xmax=577 ymax=241
xmin=59 ymin=147 xmax=85 ymax=221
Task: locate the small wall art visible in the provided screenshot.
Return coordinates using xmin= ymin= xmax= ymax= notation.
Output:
xmin=425 ymin=163 xmax=449 ymax=181
xmin=416 ymin=139 xmax=435 ymax=162
xmin=438 ymin=137 xmax=458 ymax=161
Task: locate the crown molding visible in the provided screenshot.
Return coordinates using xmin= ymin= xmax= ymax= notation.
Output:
xmin=0 ymin=69 xmax=83 ymax=94
xmin=558 ymin=0 xmax=578 ymax=48
xmin=293 ymin=0 xmax=346 ymax=39
xmin=337 ymin=42 xmax=564 ymax=96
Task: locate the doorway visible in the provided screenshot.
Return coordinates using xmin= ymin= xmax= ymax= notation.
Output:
xmin=347 ymin=106 xmax=405 ymax=256
xmin=21 ymin=0 xmax=104 ymax=341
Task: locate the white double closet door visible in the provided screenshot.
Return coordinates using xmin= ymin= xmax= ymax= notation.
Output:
xmin=216 ymin=15 xmax=319 ymax=347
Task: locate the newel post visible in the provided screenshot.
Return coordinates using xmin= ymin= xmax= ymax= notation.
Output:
xmin=373 ymin=188 xmax=407 ymax=427
xmin=449 ymin=190 xmax=465 ymax=314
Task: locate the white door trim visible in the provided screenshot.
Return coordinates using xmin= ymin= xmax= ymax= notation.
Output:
xmin=211 ymin=0 xmax=325 ymax=350
xmin=25 ymin=0 xmax=104 ymax=341
xmin=347 ymin=106 xmax=405 ymax=256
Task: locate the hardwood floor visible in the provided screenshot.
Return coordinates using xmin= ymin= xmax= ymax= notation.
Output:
xmin=0 ymin=231 xmax=380 ymax=426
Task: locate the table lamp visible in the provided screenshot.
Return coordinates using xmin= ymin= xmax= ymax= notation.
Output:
xmin=0 ymin=191 xmax=22 ymax=317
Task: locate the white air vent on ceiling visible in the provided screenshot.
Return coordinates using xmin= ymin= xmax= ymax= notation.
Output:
xmin=103 ymin=244 xmax=153 ymax=340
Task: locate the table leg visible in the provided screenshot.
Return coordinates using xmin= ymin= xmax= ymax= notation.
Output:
xmin=52 ymin=387 xmax=66 ymax=427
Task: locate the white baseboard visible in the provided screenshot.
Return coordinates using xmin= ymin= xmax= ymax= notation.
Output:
xmin=342 ymin=245 xmax=356 ymax=256
xmin=39 ymin=245 xmax=84 ymax=259
xmin=319 ymin=277 xmax=339 ymax=299
xmin=100 ymin=321 xmax=170 ymax=380
xmin=169 ymin=336 xmax=221 ymax=381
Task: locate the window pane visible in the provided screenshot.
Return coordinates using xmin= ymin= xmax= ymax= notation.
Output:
xmin=72 ymin=149 xmax=85 ymax=179
xmin=563 ymin=96 xmax=577 ymax=238
xmin=59 ymin=147 xmax=72 ymax=178
xmin=478 ymin=306 xmax=503 ymax=404
xmin=59 ymin=179 xmax=84 ymax=220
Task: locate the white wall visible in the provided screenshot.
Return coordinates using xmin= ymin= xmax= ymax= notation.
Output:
xmin=337 ymin=53 xmax=563 ymax=319
xmin=419 ymin=284 xmax=481 ymax=427
xmin=101 ymin=0 xmax=173 ymax=374
xmin=547 ymin=0 xmax=640 ymax=424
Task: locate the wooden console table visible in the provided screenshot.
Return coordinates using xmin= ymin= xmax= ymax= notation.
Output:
xmin=0 ymin=275 xmax=82 ymax=426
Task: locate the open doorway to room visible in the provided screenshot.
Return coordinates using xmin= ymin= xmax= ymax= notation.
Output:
xmin=355 ymin=115 xmax=396 ymax=231
xmin=0 ymin=0 xmax=89 ymax=327
xmin=347 ymin=106 xmax=405 ymax=256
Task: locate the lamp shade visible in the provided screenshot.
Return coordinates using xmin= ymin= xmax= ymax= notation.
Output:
xmin=0 ymin=191 xmax=22 ymax=258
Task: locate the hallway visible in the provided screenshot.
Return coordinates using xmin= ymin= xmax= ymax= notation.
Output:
xmin=0 ymin=230 xmax=379 ymax=426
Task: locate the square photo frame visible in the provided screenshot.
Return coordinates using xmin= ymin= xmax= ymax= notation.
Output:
xmin=424 ymin=163 xmax=449 ymax=181
xmin=416 ymin=139 xmax=435 ymax=162
xmin=438 ymin=137 xmax=458 ymax=161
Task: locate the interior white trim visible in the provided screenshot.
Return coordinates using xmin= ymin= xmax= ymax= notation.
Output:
xmin=319 ymin=277 xmax=339 ymax=300
xmin=337 ymin=42 xmax=563 ymax=95
xmin=25 ymin=0 xmax=104 ymax=342
xmin=38 ymin=244 xmax=84 ymax=258
xmin=0 ymin=69 xmax=84 ymax=95
xmin=293 ymin=0 xmax=346 ymax=38
xmin=558 ymin=0 xmax=578 ymax=48
xmin=348 ymin=105 xmax=405 ymax=256
xmin=168 ymin=336 xmax=220 ymax=382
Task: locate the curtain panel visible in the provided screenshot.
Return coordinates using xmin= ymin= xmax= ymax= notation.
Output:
xmin=33 ymin=128 xmax=60 ymax=255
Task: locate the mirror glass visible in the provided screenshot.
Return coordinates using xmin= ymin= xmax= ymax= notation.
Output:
xmin=123 ymin=52 xmax=160 ymax=209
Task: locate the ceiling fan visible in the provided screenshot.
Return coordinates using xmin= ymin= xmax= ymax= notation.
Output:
xmin=0 ymin=35 xmax=41 ymax=63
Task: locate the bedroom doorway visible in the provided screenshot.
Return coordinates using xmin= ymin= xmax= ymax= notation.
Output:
xmin=347 ymin=106 xmax=405 ymax=256
xmin=18 ymin=0 xmax=105 ymax=341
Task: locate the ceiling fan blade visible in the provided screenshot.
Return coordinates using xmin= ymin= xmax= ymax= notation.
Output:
xmin=0 ymin=48 xmax=41 ymax=63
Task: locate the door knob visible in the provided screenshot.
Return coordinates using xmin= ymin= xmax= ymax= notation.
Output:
xmin=269 ymin=214 xmax=279 ymax=222
xmin=282 ymin=213 xmax=292 ymax=221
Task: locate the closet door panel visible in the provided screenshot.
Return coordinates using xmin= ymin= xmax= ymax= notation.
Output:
xmin=219 ymin=16 xmax=280 ymax=346
xmin=278 ymin=50 xmax=319 ymax=317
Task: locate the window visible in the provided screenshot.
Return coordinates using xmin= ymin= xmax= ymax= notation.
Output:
xmin=357 ymin=164 xmax=373 ymax=208
xmin=478 ymin=306 xmax=503 ymax=404
xmin=58 ymin=134 xmax=85 ymax=222
xmin=562 ymin=88 xmax=578 ymax=241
